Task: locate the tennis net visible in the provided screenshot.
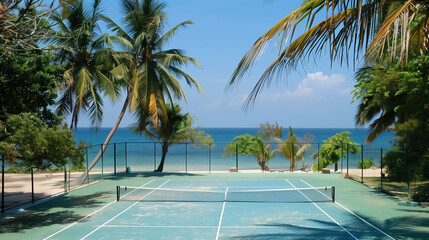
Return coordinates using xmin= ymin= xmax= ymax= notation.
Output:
xmin=116 ymin=186 xmax=335 ymax=203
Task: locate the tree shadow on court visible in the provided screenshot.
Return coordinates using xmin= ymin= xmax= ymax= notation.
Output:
xmin=229 ymin=220 xmax=350 ymax=240
xmin=383 ymin=216 xmax=429 ymax=240
xmin=0 ymin=191 xmax=111 ymax=234
xmin=0 ymin=210 xmax=84 ymax=234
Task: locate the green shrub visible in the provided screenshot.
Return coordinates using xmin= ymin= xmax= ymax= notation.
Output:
xmin=383 ymin=150 xmax=408 ymax=181
xmin=412 ymin=188 xmax=429 ymax=202
xmin=358 ymin=158 xmax=375 ymax=169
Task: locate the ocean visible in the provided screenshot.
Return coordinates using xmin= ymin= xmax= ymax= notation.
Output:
xmin=75 ymin=127 xmax=396 ymax=174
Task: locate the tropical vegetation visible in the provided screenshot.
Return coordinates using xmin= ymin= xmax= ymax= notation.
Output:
xmin=316 ymin=132 xmax=360 ymax=172
xmin=228 ymin=0 xmax=429 ymax=108
xmin=0 ymin=113 xmax=85 ymax=171
xmin=133 ymin=104 xmax=211 ymax=172
xmin=86 ymin=0 xmax=204 ymax=172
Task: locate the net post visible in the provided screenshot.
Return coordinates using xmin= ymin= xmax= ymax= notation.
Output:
xmin=185 ymin=142 xmax=188 ymax=173
xmin=116 ymin=186 xmax=120 ymax=202
xmin=332 ymin=186 xmax=335 ymax=203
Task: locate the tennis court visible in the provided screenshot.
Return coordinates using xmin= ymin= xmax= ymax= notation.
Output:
xmin=40 ymin=178 xmax=394 ymax=240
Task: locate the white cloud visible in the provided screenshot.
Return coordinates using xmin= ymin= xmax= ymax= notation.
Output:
xmin=262 ymin=72 xmax=346 ymax=101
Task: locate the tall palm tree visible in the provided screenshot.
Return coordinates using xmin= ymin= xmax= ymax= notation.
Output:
xmin=132 ymin=104 xmax=188 ymax=172
xmin=228 ymin=0 xmax=429 ymax=108
xmin=277 ymin=127 xmax=299 ymax=171
xmin=50 ymin=0 xmax=120 ymax=128
xmin=85 ymin=0 xmax=204 ymax=172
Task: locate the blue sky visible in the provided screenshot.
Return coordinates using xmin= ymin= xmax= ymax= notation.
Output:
xmin=73 ymin=0 xmax=363 ymax=128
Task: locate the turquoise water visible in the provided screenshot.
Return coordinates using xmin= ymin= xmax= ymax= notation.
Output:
xmin=75 ymin=128 xmax=396 ymax=174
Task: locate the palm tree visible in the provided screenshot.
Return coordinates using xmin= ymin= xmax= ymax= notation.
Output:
xmin=277 ymin=127 xmax=299 ymax=171
xmin=296 ymin=133 xmax=314 ymax=170
xmin=311 ymin=151 xmax=318 ymax=172
xmin=50 ymin=0 xmax=120 ymax=128
xmin=132 ymin=104 xmax=189 ymax=172
xmin=85 ymin=0 xmax=204 ymax=173
xmin=228 ymin=0 xmax=429 ymax=108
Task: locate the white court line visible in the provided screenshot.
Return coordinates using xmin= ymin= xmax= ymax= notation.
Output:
xmin=215 ymin=187 xmax=228 ymax=240
xmin=299 ymin=179 xmax=395 ymax=240
xmin=102 ymin=225 xmax=314 ymax=229
xmin=285 ymin=179 xmax=358 ymax=240
xmin=80 ymin=180 xmax=171 ymax=240
xmin=43 ymin=179 xmax=155 ymax=240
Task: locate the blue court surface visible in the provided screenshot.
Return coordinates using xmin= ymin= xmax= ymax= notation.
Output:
xmin=43 ymin=179 xmax=395 ymax=240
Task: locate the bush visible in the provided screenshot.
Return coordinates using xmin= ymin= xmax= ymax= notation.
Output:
xmin=412 ymin=184 xmax=429 ymax=202
xmin=358 ymin=158 xmax=375 ymax=169
xmin=383 ymin=150 xmax=408 ymax=181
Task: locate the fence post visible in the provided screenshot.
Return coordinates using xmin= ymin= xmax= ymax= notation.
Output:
xmin=406 ymin=150 xmax=410 ymax=200
xmin=236 ymin=143 xmax=238 ymax=170
xmin=114 ymin=143 xmax=116 ymax=175
xmin=125 ymin=142 xmax=128 ymax=173
xmin=64 ymin=166 xmax=67 ymax=193
xmin=31 ymin=167 xmax=34 ymax=204
xmin=317 ymin=143 xmax=320 ymax=173
xmin=86 ymin=147 xmax=89 ymax=185
xmin=68 ymin=161 xmax=71 ymax=192
xmin=380 ymin=148 xmax=383 ymax=191
xmin=1 ymin=158 xmax=4 ymax=213
xmin=261 ymin=142 xmax=265 ymax=172
xmin=347 ymin=144 xmax=349 ymax=177
xmin=209 ymin=143 xmax=212 ymax=173
xmin=341 ymin=142 xmax=344 ymax=173
xmin=154 ymin=143 xmax=156 ymax=171
xmin=101 ymin=144 xmax=104 ymax=180
xmin=291 ymin=143 xmax=294 ymax=173
xmin=361 ymin=145 xmax=364 ymax=183
xmin=185 ymin=142 xmax=188 ymax=173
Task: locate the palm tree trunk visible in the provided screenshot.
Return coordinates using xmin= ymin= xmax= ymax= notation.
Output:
xmin=81 ymin=96 xmax=129 ymax=182
xmin=155 ymin=143 xmax=169 ymax=172
xmin=301 ymin=155 xmax=305 ymax=170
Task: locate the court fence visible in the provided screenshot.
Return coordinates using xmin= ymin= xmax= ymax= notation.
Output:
xmin=1 ymin=141 xmax=424 ymax=213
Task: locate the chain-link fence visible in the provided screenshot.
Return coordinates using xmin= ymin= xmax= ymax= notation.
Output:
xmin=2 ymin=141 xmax=426 ymax=212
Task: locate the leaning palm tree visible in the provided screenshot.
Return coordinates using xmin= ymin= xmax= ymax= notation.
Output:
xmin=228 ymin=0 xmax=429 ymax=108
xmin=84 ymin=0 xmax=204 ymax=173
xmin=277 ymin=127 xmax=299 ymax=171
xmin=132 ymin=104 xmax=189 ymax=172
xmin=50 ymin=0 xmax=120 ymax=128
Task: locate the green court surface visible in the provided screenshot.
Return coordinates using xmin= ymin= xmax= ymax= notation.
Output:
xmin=1 ymin=173 xmax=429 ymax=239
